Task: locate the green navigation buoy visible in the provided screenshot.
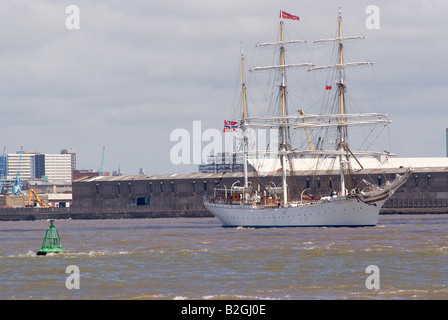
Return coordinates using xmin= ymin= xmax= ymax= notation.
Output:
xmin=36 ymin=220 xmax=66 ymax=256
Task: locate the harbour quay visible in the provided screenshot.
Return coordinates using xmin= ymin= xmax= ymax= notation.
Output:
xmin=71 ymin=166 xmax=448 ymax=216
xmin=0 ymin=161 xmax=447 ymax=221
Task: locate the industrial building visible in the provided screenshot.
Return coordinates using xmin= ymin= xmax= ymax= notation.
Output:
xmin=72 ymin=157 xmax=448 ymax=216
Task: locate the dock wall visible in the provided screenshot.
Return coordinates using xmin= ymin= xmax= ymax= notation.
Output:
xmin=1 ymin=200 xmax=447 ymax=221
xmin=0 ymin=205 xmax=213 ymax=221
xmin=1 ymin=168 xmax=447 ymax=221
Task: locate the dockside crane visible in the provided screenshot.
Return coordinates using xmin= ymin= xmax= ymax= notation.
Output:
xmin=12 ymin=146 xmax=23 ymax=195
xmin=0 ymin=147 xmax=6 ymax=194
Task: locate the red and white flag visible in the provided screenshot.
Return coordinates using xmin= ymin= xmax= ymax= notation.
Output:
xmin=280 ymin=10 xmax=300 ymax=21
xmin=223 ymin=120 xmax=238 ymax=132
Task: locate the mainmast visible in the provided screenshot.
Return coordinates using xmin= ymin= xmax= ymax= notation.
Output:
xmin=279 ymin=19 xmax=288 ymax=206
xmin=337 ymin=7 xmax=348 ymax=196
xmin=338 ymin=8 xmax=345 ymax=118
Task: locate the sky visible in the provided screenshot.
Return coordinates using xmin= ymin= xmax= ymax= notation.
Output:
xmin=0 ymin=0 xmax=447 ymax=175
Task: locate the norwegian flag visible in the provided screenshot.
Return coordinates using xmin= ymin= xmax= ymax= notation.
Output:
xmin=223 ymin=120 xmax=238 ymax=132
xmin=280 ymin=10 xmax=300 ymax=21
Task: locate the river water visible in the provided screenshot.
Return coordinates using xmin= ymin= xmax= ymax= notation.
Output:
xmin=1 ymin=214 xmax=447 ymax=300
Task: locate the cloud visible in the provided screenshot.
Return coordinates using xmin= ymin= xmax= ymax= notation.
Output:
xmin=0 ymin=0 xmax=446 ymax=175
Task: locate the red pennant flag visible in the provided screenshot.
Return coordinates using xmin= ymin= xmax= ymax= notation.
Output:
xmin=280 ymin=10 xmax=300 ymax=21
xmin=325 ymin=85 xmax=332 ymax=90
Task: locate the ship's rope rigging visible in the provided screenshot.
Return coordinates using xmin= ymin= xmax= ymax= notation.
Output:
xmin=223 ymin=13 xmax=401 ymax=197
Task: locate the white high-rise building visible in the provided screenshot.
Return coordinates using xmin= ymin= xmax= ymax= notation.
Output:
xmin=61 ymin=148 xmax=76 ymax=173
xmin=6 ymin=152 xmax=35 ymax=181
xmin=6 ymin=150 xmax=72 ymax=182
xmin=35 ymin=154 xmax=72 ymax=181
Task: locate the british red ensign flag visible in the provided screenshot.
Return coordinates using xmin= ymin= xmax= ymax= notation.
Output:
xmin=280 ymin=10 xmax=300 ymax=21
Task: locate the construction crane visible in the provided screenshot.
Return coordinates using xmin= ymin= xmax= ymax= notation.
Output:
xmin=99 ymin=146 xmax=105 ymax=176
xmin=11 ymin=146 xmax=23 ymax=195
xmin=28 ymin=189 xmax=51 ymax=207
xmin=298 ymin=109 xmax=317 ymax=158
xmin=0 ymin=147 xmax=6 ymax=194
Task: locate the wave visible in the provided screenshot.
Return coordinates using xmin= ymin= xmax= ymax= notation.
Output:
xmin=0 ymin=249 xmax=135 ymax=259
xmin=6 ymin=243 xmax=445 ymax=260
xmin=5 ymin=250 xmax=37 ymax=258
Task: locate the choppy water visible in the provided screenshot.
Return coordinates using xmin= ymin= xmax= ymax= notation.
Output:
xmin=1 ymin=215 xmax=448 ymax=300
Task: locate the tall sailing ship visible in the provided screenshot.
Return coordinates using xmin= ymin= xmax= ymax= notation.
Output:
xmin=204 ymin=9 xmax=412 ymax=227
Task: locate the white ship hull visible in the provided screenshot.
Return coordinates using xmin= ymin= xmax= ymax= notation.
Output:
xmin=204 ymin=197 xmax=384 ymax=227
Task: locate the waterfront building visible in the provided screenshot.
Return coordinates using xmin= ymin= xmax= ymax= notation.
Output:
xmin=72 ymin=157 xmax=448 ymax=216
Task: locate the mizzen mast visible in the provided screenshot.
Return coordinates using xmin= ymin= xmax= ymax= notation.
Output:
xmin=308 ymin=7 xmax=374 ymax=196
xmin=240 ymin=42 xmax=249 ymax=189
xmin=337 ymin=7 xmax=348 ymax=196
